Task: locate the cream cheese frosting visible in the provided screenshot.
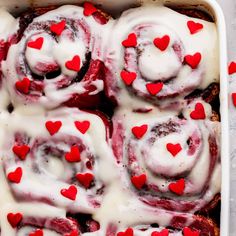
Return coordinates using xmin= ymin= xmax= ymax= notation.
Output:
xmin=105 ymin=4 xmax=219 ymax=109
xmin=0 ymin=2 xmax=220 ymax=236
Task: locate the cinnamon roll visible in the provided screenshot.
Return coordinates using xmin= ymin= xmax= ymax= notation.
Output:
xmin=104 ymin=5 xmax=219 ymax=110
xmin=112 ymin=101 xmax=220 ymax=213
xmin=2 ymin=3 xmax=112 ymax=109
xmin=2 ymin=108 xmax=114 ymax=214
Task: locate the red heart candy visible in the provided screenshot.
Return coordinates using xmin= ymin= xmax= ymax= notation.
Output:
xmin=45 ymin=120 xmax=62 ymax=136
xmin=7 ymin=167 xmax=22 ymax=184
xmin=166 ymin=143 xmax=182 ymax=157
xmin=190 ymin=103 xmax=206 ymax=120
xmin=65 ymin=55 xmax=81 ymax=72
xmin=187 ymin=21 xmax=203 ymax=34
xmin=120 ymin=70 xmax=137 ymax=85
xmin=184 ymin=52 xmax=202 ymax=69
xmin=12 ymin=145 xmax=30 ymax=160
xmin=132 ymin=124 xmax=148 ymax=139
xmin=83 ymin=2 xmax=97 ymax=16
xmin=122 ymin=33 xmax=137 ymax=47
xmin=151 ymin=229 xmax=169 ymax=236
xmin=27 ymin=37 xmax=44 ymax=50
xmin=131 ymin=174 xmax=147 ymax=190
xmin=229 ymin=61 xmax=236 ymax=75
xmin=76 ymin=173 xmax=94 ymax=188
xmin=65 ymin=146 xmax=81 ymax=163
xmin=60 ymin=185 xmax=77 ymax=201
xmin=29 ymin=229 xmax=44 ymax=236
xmin=65 ymin=230 xmax=79 ymax=236
xmin=232 ymin=93 xmax=236 ymax=107
xmin=117 ymin=228 xmax=134 ymax=236
xmin=153 ymin=35 xmax=170 ymax=51
xmin=7 ymin=212 xmax=23 ymax=228
xmin=50 ymin=20 xmax=66 ymax=36
xmin=15 ymin=77 xmax=31 ymax=94
xmin=74 ymin=120 xmax=90 ymax=134
xmin=183 ymin=227 xmax=200 ymax=236
xmin=168 ymin=178 xmax=185 ymax=195
xmin=146 ymin=82 xmax=163 ymax=95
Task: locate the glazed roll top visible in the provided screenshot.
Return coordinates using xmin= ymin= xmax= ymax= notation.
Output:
xmin=2 ymin=4 xmax=113 ymax=109
xmin=105 ymin=4 xmax=219 ymax=109
xmin=112 ymin=100 xmax=220 ymax=213
xmin=1 ymin=108 xmax=115 ymax=216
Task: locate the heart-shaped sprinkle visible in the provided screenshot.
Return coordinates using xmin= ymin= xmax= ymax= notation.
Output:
xmin=60 ymin=185 xmax=77 ymax=201
xmin=65 ymin=146 xmax=81 ymax=163
xmin=27 ymin=37 xmax=44 ymax=50
xmin=166 ymin=143 xmax=182 ymax=157
xmin=190 ymin=103 xmax=206 ymax=120
xmin=65 ymin=55 xmax=81 ymax=72
xmin=12 ymin=145 xmax=30 ymax=160
xmin=122 ymin=33 xmax=137 ymax=48
xmin=120 ymin=70 xmax=137 ymax=85
xmin=83 ymin=2 xmax=97 ymax=16
xmin=45 ymin=120 xmax=62 ymax=136
xmin=151 ymin=229 xmax=169 ymax=236
xmin=229 ymin=61 xmax=236 ymax=75
xmin=117 ymin=228 xmax=134 ymax=236
xmin=146 ymin=82 xmax=163 ymax=95
xmin=76 ymin=173 xmax=94 ymax=189
xmin=50 ymin=20 xmax=66 ymax=36
xmin=15 ymin=77 xmax=31 ymax=94
xmin=132 ymin=124 xmax=148 ymax=139
xmin=65 ymin=230 xmax=79 ymax=236
xmin=153 ymin=35 xmax=170 ymax=51
xmin=183 ymin=227 xmax=200 ymax=236
xmin=232 ymin=93 xmax=236 ymax=107
xmin=184 ymin=52 xmax=202 ymax=69
xmin=168 ymin=178 xmax=185 ymax=195
xmin=7 ymin=212 xmax=23 ymax=228
xmin=187 ymin=21 xmax=203 ymax=34
xmin=29 ymin=229 xmax=44 ymax=236
xmin=7 ymin=167 xmax=22 ymax=184
xmin=131 ymin=174 xmax=147 ymax=189
xmin=74 ymin=120 xmax=90 ymax=134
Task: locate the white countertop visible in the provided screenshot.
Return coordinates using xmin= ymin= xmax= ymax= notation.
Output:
xmin=217 ymin=0 xmax=236 ymax=235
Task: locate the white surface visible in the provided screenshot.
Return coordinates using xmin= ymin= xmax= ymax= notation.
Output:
xmin=218 ymin=0 xmax=236 ymax=236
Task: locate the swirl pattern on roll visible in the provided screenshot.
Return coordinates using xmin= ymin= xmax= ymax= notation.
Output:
xmin=105 ymin=5 xmax=219 ymax=108
xmin=112 ymin=101 xmax=220 ymax=213
xmin=2 ymin=108 xmax=113 ymax=214
xmin=2 ymin=4 xmax=112 ymax=109
xmin=0 ymin=3 xmax=221 ymax=236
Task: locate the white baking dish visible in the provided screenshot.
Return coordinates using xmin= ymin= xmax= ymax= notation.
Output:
xmin=0 ymin=0 xmax=229 ymax=235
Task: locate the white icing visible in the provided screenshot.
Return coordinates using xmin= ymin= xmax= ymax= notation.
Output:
xmin=1 ymin=108 xmax=115 ymax=213
xmin=183 ymin=100 xmax=213 ymax=120
xmin=0 ymin=108 xmax=118 ymax=235
xmin=17 ymin=228 xmax=60 ymax=236
xmin=105 ymin=4 xmax=219 ymax=109
xmin=3 ymin=5 xmax=114 ymax=109
xmin=0 ymin=8 xmax=17 ymax=41
xmin=0 ymin=9 xmax=18 ymax=110
xmin=52 ymin=37 xmax=86 ymax=76
xmin=0 ymin=3 xmax=221 ymax=236
xmin=139 ymin=44 xmax=181 ymax=81
xmin=25 ymin=33 xmax=57 ymax=75
xmin=112 ymin=103 xmax=220 ymax=207
xmin=137 ymin=25 xmax=182 ymax=81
